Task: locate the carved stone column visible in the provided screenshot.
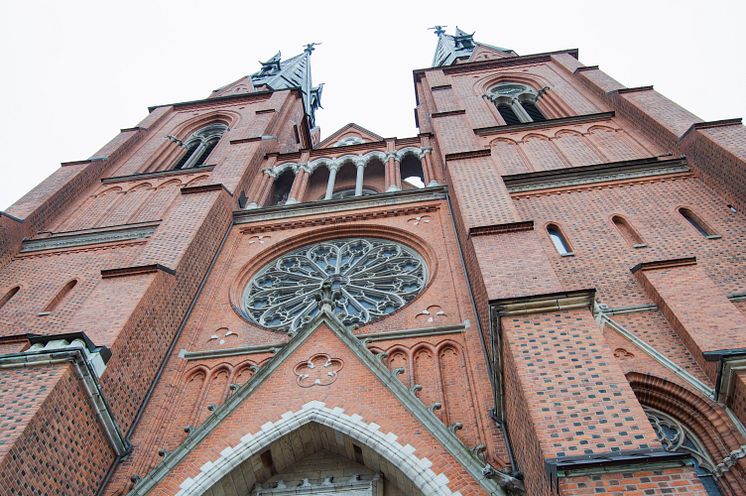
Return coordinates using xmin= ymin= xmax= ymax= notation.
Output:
xmin=252 ymin=169 xmax=277 ymax=208
xmin=324 ymin=163 xmax=340 ymax=200
xmin=286 ymin=164 xmax=309 ymax=204
xmin=354 ymin=160 xmax=365 ymax=196
xmin=385 ymin=153 xmax=399 ymax=192
xmin=422 ymin=147 xmax=439 ymax=186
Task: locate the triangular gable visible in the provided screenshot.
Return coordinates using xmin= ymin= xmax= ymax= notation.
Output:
xmin=468 ymin=43 xmax=516 ymax=63
xmin=128 ymin=311 xmax=519 ymax=495
xmin=209 ymin=75 xmax=255 ymax=99
xmin=317 ymin=123 xmax=385 ymax=149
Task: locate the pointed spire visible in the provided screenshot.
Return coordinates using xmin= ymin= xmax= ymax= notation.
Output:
xmin=430 ymin=26 xmax=511 ymax=67
xmin=250 ymin=45 xmax=323 ymax=128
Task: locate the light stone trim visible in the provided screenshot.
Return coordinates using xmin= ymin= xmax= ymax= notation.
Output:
xmin=172 ymin=402 xmax=462 ymax=496
xmin=233 ymin=187 xmax=446 ymax=225
xmin=127 ymin=311 xmax=516 ymax=495
xmin=21 ymin=224 xmax=157 ymax=253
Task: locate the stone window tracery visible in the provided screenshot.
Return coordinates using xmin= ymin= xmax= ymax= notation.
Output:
xmin=172 ymin=123 xmax=228 ymax=170
xmin=243 ymin=238 xmax=427 ymax=333
xmin=645 ymin=407 xmax=722 ymax=495
xmin=488 ymin=82 xmax=547 ymax=125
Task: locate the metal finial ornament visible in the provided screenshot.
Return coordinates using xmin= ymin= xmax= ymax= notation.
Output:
xmin=303 ymin=42 xmax=322 ymax=54
xmin=428 ymin=25 xmax=447 ymax=36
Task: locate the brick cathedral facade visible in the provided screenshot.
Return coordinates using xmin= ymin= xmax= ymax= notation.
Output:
xmin=1 ymin=29 xmax=745 ymax=495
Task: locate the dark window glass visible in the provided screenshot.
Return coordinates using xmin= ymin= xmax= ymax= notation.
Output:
xmin=497 ymin=103 xmax=522 ymax=125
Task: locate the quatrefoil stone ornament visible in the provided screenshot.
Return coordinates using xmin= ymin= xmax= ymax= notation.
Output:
xmin=293 ymin=353 xmax=344 ymax=388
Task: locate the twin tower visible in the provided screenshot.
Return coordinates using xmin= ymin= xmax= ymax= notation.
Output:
xmin=1 ymin=28 xmax=745 ymax=495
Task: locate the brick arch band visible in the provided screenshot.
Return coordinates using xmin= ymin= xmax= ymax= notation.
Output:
xmin=627 ymin=372 xmax=746 ymax=494
xmin=172 ymin=401 xmax=464 ymax=496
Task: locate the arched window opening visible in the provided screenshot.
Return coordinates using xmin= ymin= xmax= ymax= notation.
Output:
xmin=679 ymin=208 xmax=717 ymax=238
xmin=172 ymin=123 xmax=228 ymax=170
xmin=271 ymin=170 xmax=295 ymax=206
xmin=547 ymin=223 xmax=572 ymax=255
xmin=497 ymin=103 xmax=522 ymax=126
xmin=612 ymin=215 xmax=646 ymax=247
xmin=488 ymin=82 xmax=548 ymax=126
xmin=400 ymin=155 xmax=426 ymax=189
xmin=520 ymin=100 xmax=546 ymax=122
xmin=644 ymin=407 xmax=722 ymax=496
xmin=43 ymin=280 xmax=78 ymax=314
xmin=0 ymin=286 xmax=20 ymax=311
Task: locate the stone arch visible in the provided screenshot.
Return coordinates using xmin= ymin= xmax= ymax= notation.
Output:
xmin=173 ymin=401 xmax=469 ymax=496
xmin=553 ymin=129 xmax=603 ymax=167
xmin=521 ymin=133 xmax=568 ymax=171
xmin=489 ymin=137 xmax=529 ymax=174
xmin=627 ymin=372 xmax=746 ymax=494
xmin=184 ymin=175 xmax=210 ymax=187
xmin=385 ymin=345 xmax=411 ymax=386
xmin=197 ymin=365 xmax=232 ymax=424
xmin=170 ymin=111 xmax=239 ymax=142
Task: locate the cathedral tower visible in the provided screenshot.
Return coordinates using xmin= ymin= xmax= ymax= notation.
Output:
xmin=0 ymin=29 xmax=745 ymax=496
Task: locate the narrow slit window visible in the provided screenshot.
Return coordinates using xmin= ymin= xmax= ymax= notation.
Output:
xmin=43 ymin=280 xmax=77 ymax=313
xmin=520 ymin=101 xmax=546 ymax=122
xmin=612 ymin=215 xmax=645 ymax=247
xmin=497 ymin=103 xmax=521 ymax=125
xmin=0 ymin=286 xmax=20 ymax=310
xmin=679 ymin=208 xmax=716 ymax=237
xmin=547 ymin=224 xmax=572 ymax=255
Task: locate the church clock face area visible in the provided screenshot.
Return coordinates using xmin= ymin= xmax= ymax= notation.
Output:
xmin=242 ymin=238 xmax=427 ymax=334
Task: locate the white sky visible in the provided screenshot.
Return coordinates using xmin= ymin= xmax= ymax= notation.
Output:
xmin=1 ymin=0 xmax=743 ymax=209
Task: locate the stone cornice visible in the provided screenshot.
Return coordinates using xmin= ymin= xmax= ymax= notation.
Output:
xmin=469 ymin=221 xmax=534 ymax=237
xmin=180 ymin=183 xmax=231 ymax=196
xmin=412 ymin=49 xmax=579 ymax=80
xmin=612 ymin=85 xmax=654 ymax=95
xmin=473 ymin=111 xmax=615 ymax=137
xmin=715 ymin=353 xmax=746 ymax=404
xmin=546 ymin=449 xmax=690 ymax=484
xmin=148 ymin=89 xmax=274 ymax=113
xmin=679 ymin=118 xmax=743 ymax=141
xmin=102 ymin=165 xmax=215 ymax=184
xmin=504 ymin=156 xmax=690 ymax=194
xmin=233 ymin=187 xmax=447 ymax=226
xmin=444 ymin=149 xmax=492 ymax=162
xmin=573 ymin=65 xmax=599 ymax=74
xmin=180 ymin=344 xmax=281 ymax=361
xmin=101 ymin=263 xmax=175 ymax=279
xmin=21 ymin=222 xmax=158 ymax=253
xmin=630 ymin=256 xmax=697 ymax=274
xmin=491 ymin=289 xmax=596 ymax=316
xmin=431 ymin=109 xmax=466 ymax=118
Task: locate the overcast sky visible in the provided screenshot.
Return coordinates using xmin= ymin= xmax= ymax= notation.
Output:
xmin=1 ymin=0 xmax=743 ymax=209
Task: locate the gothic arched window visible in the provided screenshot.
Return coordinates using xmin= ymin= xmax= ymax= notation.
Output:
xmin=172 ymin=123 xmax=228 ymax=170
xmin=644 ymin=407 xmax=722 ymax=495
xmin=547 ymin=223 xmax=573 ymax=255
xmin=488 ymin=83 xmax=547 ymax=125
xmin=243 ymin=238 xmax=427 ymax=334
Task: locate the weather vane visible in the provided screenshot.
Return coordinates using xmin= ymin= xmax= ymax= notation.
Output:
xmin=303 ymin=42 xmax=322 ymax=54
xmin=428 ymin=25 xmax=447 ymax=36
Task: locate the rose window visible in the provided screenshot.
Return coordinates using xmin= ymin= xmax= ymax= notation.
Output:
xmin=243 ymin=238 xmax=427 ymax=333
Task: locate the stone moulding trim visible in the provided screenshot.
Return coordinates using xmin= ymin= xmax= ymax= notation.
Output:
xmin=431 ymin=109 xmax=466 ymax=118
xmin=180 ymin=183 xmax=231 ymax=195
xmin=573 ymin=65 xmax=599 ymax=74
xmin=0 ymin=347 xmax=129 ymax=456
xmin=180 ymin=323 xmax=469 ymax=361
xmin=21 ymin=223 xmax=158 ymax=253
xmin=102 ymin=165 xmax=215 ymax=184
xmin=180 ymin=344 xmax=280 ymax=361
xmin=233 ymin=187 xmax=447 ymax=225
xmin=545 ymin=449 xmax=690 ymax=488
xmin=101 ymin=263 xmax=175 ymax=279
xmin=255 ymin=108 xmax=276 ymax=114
xmin=127 ymin=311 xmax=517 ymax=495
xmin=431 ymin=84 xmax=452 ymax=91
xmin=474 ymin=111 xmax=615 ymax=137
xmin=679 ymin=118 xmax=744 ymax=141
xmin=491 ymin=289 xmax=596 ymax=317
xmin=612 ymin=85 xmax=655 ymax=95
xmin=413 ymin=49 xmax=579 ymax=77
xmin=120 ymin=126 xmax=148 ymax=133
xmin=505 ymin=156 xmax=690 ymax=194
xmin=229 ymin=135 xmax=278 ymax=145
xmin=148 ymin=89 xmax=273 ymax=113
xmin=0 ymin=211 xmax=24 ymax=223
xmin=714 ymin=354 xmax=746 ymax=406
xmin=444 ymin=149 xmax=492 ymax=162
xmin=630 ymin=256 xmax=697 ymax=274
xmin=469 ymin=221 xmax=534 ymax=237
xmin=356 ymin=321 xmax=468 ymax=342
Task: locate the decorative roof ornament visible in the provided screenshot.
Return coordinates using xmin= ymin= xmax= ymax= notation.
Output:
xmin=430 ymin=26 xmax=512 ymax=67
xmin=258 ymin=51 xmax=282 ymax=75
xmin=303 ymin=42 xmax=322 ymax=55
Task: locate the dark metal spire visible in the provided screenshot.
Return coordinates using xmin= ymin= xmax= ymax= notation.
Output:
xmin=430 ymin=26 xmax=512 ymax=67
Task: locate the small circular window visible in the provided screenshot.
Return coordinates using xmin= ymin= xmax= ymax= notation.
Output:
xmin=243 ymin=238 xmax=427 ymax=333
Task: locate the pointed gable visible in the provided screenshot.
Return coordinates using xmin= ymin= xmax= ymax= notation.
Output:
xmin=431 ymin=26 xmax=513 ymax=67
xmin=127 ymin=312 xmax=519 ymax=495
xmin=317 ymin=123 xmax=384 ymax=149
xmin=468 ymin=43 xmax=516 ymax=62
xmin=209 ymin=75 xmax=256 ymax=98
